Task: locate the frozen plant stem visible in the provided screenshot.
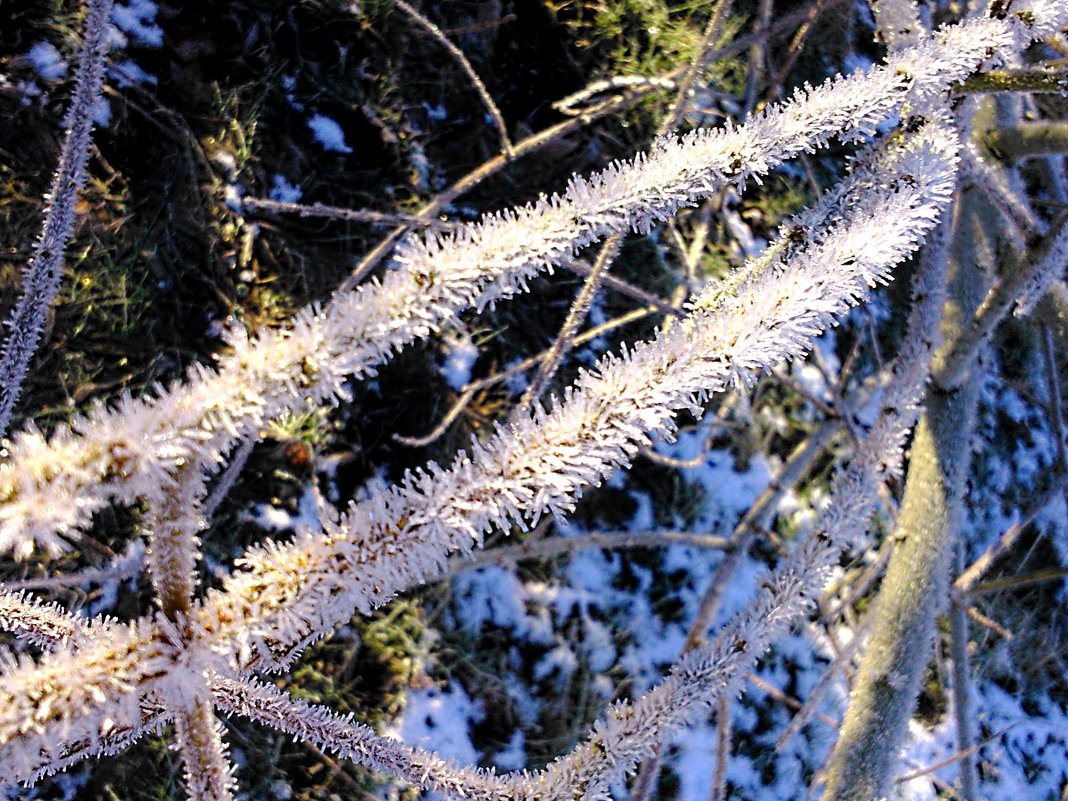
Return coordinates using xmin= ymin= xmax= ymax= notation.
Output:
xmin=144 ymin=474 xmax=238 ymax=801
xmin=0 ymin=0 xmax=113 ymax=439
xmin=0 ymin=590 xmax=89 ymax=647
xmin=821 ymin=184 xmax=993 ymax=801
xmin=949 ymin=543 xmax=980 ymax=801
xmin=391 ymin=0 xmax=513 ymax=157
xmin=174 ymin=700 xmax=235 ymax=801
xmin=962 ymin=67 xmax=1068 ymax=94
xmin=4 ymin=2 xmax=1068 ymax=796
xmin=934 ymin=209 xmax=1067 ymax=390
xmin=984 ymin=121 xmax=1068 ymax=162
xmin=631 ymin=417 xmax=841 ymax=799
xmin=516 ymin=232 xmax=623 ymax=413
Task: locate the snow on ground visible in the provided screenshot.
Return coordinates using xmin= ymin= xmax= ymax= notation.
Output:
xmin=269 ymin=174 xmax=303 ymax=203
xmin=110 ymin=0 xmax=164 ymax=49
xmin=387 ymin=682 xmax=484 ymax=767
xmin=27 ymin=42 xmax=67 ymax=81
xmin=440 ymin=332 xmax=479 ymax=391
xmin=308 ymin=114 xmax=353 ymax=154
xmin=110 ymin=59 xmax=157 ymax=88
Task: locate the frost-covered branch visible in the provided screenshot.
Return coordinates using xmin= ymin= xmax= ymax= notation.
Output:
xmin=174 ymin=700 xmax=236 ymax=801
xmin=0 ymin=118 xmax=960 ymax=787
xmin=0 ymin=590 xmax=90 ymax=648
xmin=212 ymin=676 xmax=516 ymax=801
xmin=984 ymin=121 xmax=1068 ymax=162
xmin=144 ymin=476 xmax=207 ymax=622
xmin=960 ymin=140 xmax=1042 ymax=243
xmin=4 ymin=3 xmax=1068 ymax=794
xmin=144 ymin=469 xmax=236 ymax=801
xmin=9 ymin=697 xmax=169 ymax=788
xmin=821 ymin=171 xmax=998 ymax=801
xmin=0 ymin=0 xmax=114 ymax=441
xmin=0 ymin=617 xmax=167 ymax=780
xmin=217 ymin=297 xmax=935 ymax=801
xmin=200 ymin=120 xmax=959 ymax=671
xmin=0 ymin=605 xmax=229 ymax=785
xmin=213 ymin=516 xmax=838 ymax=801
xmin=0 ymin=11 xmax=1027 ymax=558
xmin=935 ymin=209 xmax=1068 ymax=389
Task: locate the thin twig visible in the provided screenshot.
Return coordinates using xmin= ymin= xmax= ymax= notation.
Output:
xmin=338 ymin=79 xmax=670 ymax=294
xmin=562 ymin=256 xmax=685 ymax=318
xmin=449 ymin=529 xmax=732 ymax=576
xmin=949 ymin=544 xmax=980 ymax=801
xmin=953 ymin=473 xmax=1068 ymax=596
xmin=770 ymin=0 xmax=828 ymax=100
xmin=660 ymin=0 xmax=736 ymax=132
xmin=203 ymin=436 xmax=258 ymax=520
xmin=394 ymin=307 xmax=657 ymax=447
xmin=641 ymin=417 xmax=720 ymax=469
xmin=936 ymin=211 xmax=1068 ymax=390
xmin=770 ymin=366 xmax=839 ymax=419
xmin=393 ymin=388 xmax=477 ymax=447
xmin=516 ymin=233 xmax=624 ymax=414
xmin=554 ymin=75 xmax=679 ymax=116
xmin=969 ymin=566 xmax=1068 ymax=595
xmin=393 ymin=0 xmax=513 ymax=157
xmin=963 ymin=605 xmax=1014 ymax=640
xmin=662 ymin=199 xmax=717 ymax=334
xmin=2 ymin=540 xmax=145 ymax=593
xmin=479 ymin=309 xmax=656 ymax=381
xmin=746 ymin=671 xmax=837 ymax=727
xmin=710 ymin=696 xmax=731 ymax=801
xmin=775 ymin=620 xmax=866 ymax=749
xmin=685 ymin=420 xmax=841 ymax=651
xmin=960 ymin=67 xmax=1068 ymax=94
xmin=893 ymin=725 xmax=1017 ymax=785
xmin=744 ymin=0 xmax=773 ymax=112
xmin=1041 ymin=323 xmax=1068 ymax=503
xmin=0 ymin=0 xmax=114 ymax=437
xmin=243 ymin=197 xmax=455 ymax=230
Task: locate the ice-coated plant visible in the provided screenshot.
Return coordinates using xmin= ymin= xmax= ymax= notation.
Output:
xmin=1 ymin=2 xmax=1067 ymax=801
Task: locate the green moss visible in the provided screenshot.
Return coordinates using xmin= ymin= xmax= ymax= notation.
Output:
xmin=544 ymin=0 xmax=747 ymax=136
xmin=546 ymin=0 xmax=743 ymax=86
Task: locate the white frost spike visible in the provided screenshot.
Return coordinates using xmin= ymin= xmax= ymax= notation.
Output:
xmin=0 ymin=590 xmax=89 ymax=648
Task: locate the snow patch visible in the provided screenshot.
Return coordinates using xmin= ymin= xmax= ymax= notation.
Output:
xmin=27 ymin=42 xmax=67 ymax=81
xmin=389 ymin=682 xmax=484 ymax=766
xmin=308 ymin=114 xmax=353 ymax=154
xmin=441 ymin=332 xmax=479 ymax=391
xmin=269 ymin=174 xmax=303 ymax=203
xmin=111 ymin=0 xmax=164 ymax=48
xmin=110 ymin=59 xmax=157 ymax=88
